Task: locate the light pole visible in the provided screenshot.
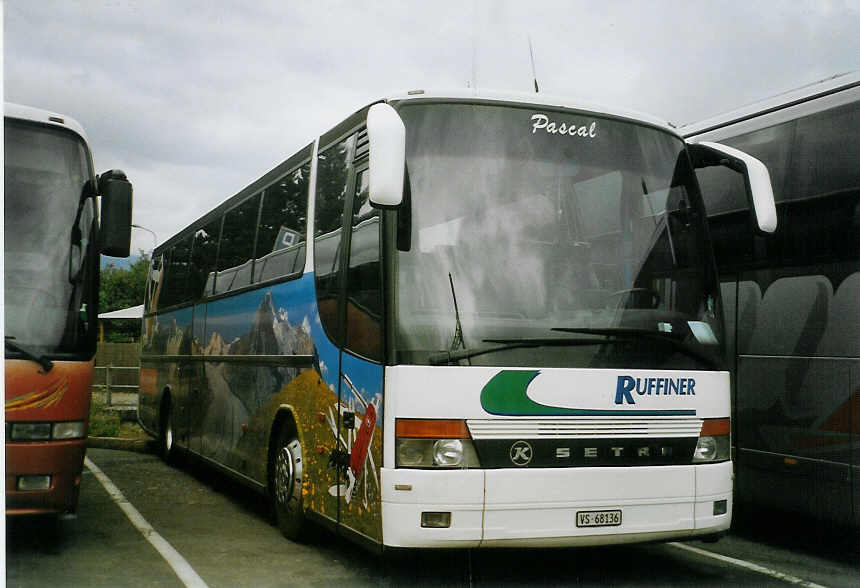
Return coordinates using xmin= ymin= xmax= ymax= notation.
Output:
xmin=131 ymin=223 xmax=158 ymax=255
xmin=130 ymin=224 xmax=159 ymax=342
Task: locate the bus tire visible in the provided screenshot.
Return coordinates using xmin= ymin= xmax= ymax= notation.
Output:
xmin=270 ymin=425 xmax=305 ymax=540
xmin=159 ymin=398 xmax=177 ymax=465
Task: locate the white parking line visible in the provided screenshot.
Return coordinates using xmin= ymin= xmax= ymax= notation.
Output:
xmin=669 ymin=542 xmax=829 ymax=588
xmin=84 ymin=457 xmax=209 ymax=588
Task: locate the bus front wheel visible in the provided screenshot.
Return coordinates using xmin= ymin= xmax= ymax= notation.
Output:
xmin=270 ymin=426 xmax=305 ymax=540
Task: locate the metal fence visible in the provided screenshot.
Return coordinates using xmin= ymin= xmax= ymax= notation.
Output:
xmin=92 ymin=365 xmax=139 ymax=407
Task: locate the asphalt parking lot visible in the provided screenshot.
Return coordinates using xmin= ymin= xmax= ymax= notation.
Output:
xmin=6 ymin=448 xmax=858 ymax=587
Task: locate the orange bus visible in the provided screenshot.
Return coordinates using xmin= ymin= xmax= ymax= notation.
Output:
xmin=4 ymin=103 xmax=132 ymax=517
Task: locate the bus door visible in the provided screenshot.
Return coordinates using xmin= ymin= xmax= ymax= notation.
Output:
xmin=187 ymin=301 xmax=207 ymax=456
xmin=336 ymin=165 xmax=385 ymax=541
xmin=314 ymin=130 xmax=384 ymax=539
xmin=174 ymin=355 xmax=197 ymax=453
xmin=163 ymin=306 xmax=195 ymax=453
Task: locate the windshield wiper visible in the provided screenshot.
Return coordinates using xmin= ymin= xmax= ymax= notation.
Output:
xmin=428 ymin=329 xmax=719 ymax=368
xmin=447 ymin=273 xmax=466 ymax=353
xmin=438 ymin=272 xmax=471 ymax=365
xmin=428 ymin=337 xmax=612 ymax=366
xmin=552 ymin=327 xmax=719 ymax=369
xmin=5 ymin=337 xmax=54 ymax=372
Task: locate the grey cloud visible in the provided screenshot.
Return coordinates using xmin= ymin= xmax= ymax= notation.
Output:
xmin=5 ymin=0 xmax=858 ymax=249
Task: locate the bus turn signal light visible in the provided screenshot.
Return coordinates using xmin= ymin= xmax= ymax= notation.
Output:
xmin=395 ymin=419 xmax=480 ymax=468
xmin=395 ymin=419 xmax=471 ymax=439
xmin=700 ymin=418 xmax=730 ymax=436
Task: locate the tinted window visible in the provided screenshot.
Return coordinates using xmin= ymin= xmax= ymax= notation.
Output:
xmin=697 ymin=121 xmax=795 ymax=270
xmin=255 ymin=162 xmax=310 ymax=282
xmin=703 ymin=99 xmax=860 ymax=365
xmin=695 ymin=164 xmax=748 ymax=218
xmin=697 ymin=120 xmax=794 ymax=217
xmin=780 ymin=102 xmax=860 ymax=265
xmin=216 ymin=194 xmax=260 ymax=293
xmin=144 ymin=254 xmax=162 ymax=314
xmin=703 ymin=102 xmax=860 ymax=271
xmin=314 ymin=134 xmax=355 ymax=344
xmin=345 ymin=170 xmax=382 ymax=360
xmin=697 ymin=162 xmax=755 ymax=269
xmin=159 ymin=237 xmax=192 ymax=308
xmin=189 ymin=218 xmax=221 ymax=299
xmin=790 ymin=101 xmax=860 ymax=200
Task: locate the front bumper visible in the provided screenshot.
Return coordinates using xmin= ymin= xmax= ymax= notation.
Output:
xmin=381 ymin=461 xmax=732 ymax=548
xmin=5 ymin=440 xmax=87 ymax=515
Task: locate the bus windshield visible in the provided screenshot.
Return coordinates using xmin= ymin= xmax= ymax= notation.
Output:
xmin=4 ymin=119 xmax=96 ymax=356
xmin=394 ymin=102 xmax=722 ymax=369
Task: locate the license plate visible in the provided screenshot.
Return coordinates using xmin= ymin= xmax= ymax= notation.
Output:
xmin=576 ymin=510 xmax=622 ymax=527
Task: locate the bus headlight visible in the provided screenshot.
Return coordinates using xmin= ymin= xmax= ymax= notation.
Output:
xmin=395 ymin=419 xmax=481 ymax=468
xmin=397 ymin=438 xmax=430 ymax=467
xmin=433 ymin=439 xmax=464 ymax=466
xmin=8 ymin=421 xmax=86 ymax=441
xmin=9 ymin=423 xmax=52 ymax=441
xmin=395 ymin=438 xmax=480 ymax=468
xmin=693 ymin=418 xmax=730 ymax=463
xmin=53 ymin=421 xmax=87 ymax=440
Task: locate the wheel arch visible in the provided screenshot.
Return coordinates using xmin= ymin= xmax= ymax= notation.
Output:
xmin=267 ymin=405 xmax=302 ymax=487
xmin=158 ymin=385 xmax=173 ymax=430
xmin=157 ymin=384 xmax=180 ymax=462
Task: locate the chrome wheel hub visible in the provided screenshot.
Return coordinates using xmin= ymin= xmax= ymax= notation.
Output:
xmin=275 ymin=440 xmax=302 ymax=506
xmin=164 ymin=420 xmax=173 ymax=452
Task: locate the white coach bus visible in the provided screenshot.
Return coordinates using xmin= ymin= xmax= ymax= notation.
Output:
xmin=138 ymin=89 xmax=776 ymax=549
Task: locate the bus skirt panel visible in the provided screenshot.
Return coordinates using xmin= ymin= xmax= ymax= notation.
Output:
xmin=380 ymin=462 xmax=731 ymax=548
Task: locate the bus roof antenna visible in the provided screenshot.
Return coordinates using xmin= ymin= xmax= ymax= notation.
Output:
xmin=528 ymin=35 xmax=540 ymax=93
xmin=470 ymin=1 xmax=478 ymax=92
xmin=470 ymin=37 xmax=478 ymax=91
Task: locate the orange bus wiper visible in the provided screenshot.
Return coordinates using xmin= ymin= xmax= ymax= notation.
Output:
xmin=5 ymin=337 xmax=54 ymax=373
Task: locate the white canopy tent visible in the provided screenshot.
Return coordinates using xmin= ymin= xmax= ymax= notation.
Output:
xmin=98 ymin=304 xmax=144 ymax=319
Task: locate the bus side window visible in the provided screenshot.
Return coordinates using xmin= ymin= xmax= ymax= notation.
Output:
xmin=697 ymin=165 xmax=753 ymax=270
xmin=190 ymin=218 xmax=221 ymax=299
xmin=216 ymin=193 xmax=260 ymax=294
xmin=345 ymin=169 xmax=382 ymax=361
xmin=255 ymin=161 xmax=310 ymax=282
xmin=160 ymin=236 xmax=192 ymax=308
xmin=698 ymin=121 xmax=794 ymax=270
xmin=145 ymin=254 xmax=162 ymax=314
xmin=790 ymin=101 xmax=860 ymax=203
xmin=784 ymin=102 xmax=860 ymax=264
xmin=314 ymin=134 xmax=356 ymax=344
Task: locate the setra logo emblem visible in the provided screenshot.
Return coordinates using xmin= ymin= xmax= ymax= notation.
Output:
xmin=509 ymin=440 xmax=534 ymax=466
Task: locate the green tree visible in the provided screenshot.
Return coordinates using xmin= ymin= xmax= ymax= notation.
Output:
xmin=99 ymin=252 xmax=150 ymax=342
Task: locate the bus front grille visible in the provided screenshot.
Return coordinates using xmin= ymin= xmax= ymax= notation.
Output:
xmin=466 ymin=417 xmax=704 ymax=440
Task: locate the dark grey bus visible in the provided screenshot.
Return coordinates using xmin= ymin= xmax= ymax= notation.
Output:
xmin=684 ymin=73 xmax=860 ymax=528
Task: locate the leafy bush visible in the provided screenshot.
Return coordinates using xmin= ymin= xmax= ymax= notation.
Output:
xmin=100 ymin=252 xmax=149 ymax=342
xmin=88 ymin=397 xmax=121 ymax=437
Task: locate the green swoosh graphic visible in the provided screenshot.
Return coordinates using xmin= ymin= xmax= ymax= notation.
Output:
xmin=479 ymin=370 xmax=695 ymax=416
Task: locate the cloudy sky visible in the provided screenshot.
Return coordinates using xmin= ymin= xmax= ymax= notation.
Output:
xmin=5 ymin=1 xmax=859 ymax=254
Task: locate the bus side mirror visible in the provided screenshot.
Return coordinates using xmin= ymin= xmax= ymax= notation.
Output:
xmin=688 ymin=142 xmax=777 ymax=234
xmin=367 ymin=103 xmax=406 ymax=208
xmin=99 ymin=169 xmax=134 ymax=257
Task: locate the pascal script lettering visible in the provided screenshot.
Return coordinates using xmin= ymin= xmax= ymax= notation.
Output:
xmin=530 ymin=113 xmax=598 ymax=138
